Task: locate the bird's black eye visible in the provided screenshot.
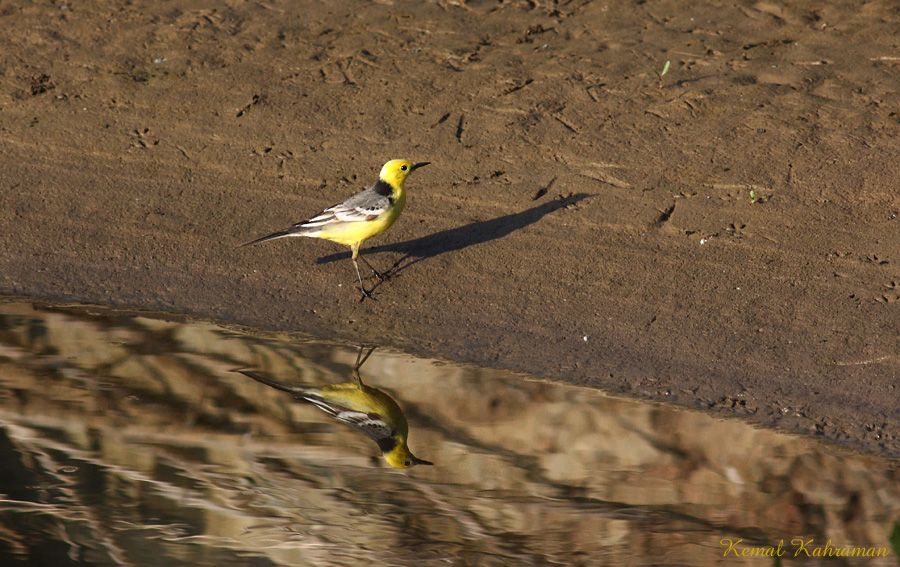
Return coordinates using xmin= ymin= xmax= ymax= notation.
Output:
xmin=405 ymin=460 xmax=411 ymax=466
xmin=400 ymin=165 xmax=408 ymax=171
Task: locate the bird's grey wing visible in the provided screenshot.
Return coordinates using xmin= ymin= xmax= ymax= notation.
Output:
xmin=335 ymin=410 xmax=394 ymax=441
xmin=325 ymin=408 xmax=394 ymax=442
xmin=297 ymin=394 xmax=394 ymax=441
xmin=242 ymin=184 xmax=392 ymax=244
xmin=298 ymin=187 xmax=391 ymax=229
xmin=237 ymin=371 xmax=396 ymax=445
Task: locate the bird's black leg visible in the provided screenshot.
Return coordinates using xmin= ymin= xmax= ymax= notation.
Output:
xmin=360 ymin=254 xmax=388 ymax=281
xmin=352 ymin=257 xmax=375 ymax=301
xmin=356 ymin=345 xmax=376 ymax=369
xmin=352 ymin=345 xmax=376 ymax=387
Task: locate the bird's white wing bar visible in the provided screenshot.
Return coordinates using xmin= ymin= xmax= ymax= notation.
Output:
xmin=331 ymin=189 xmax=391 ymax=221
xmin=331 ymin=203 xmax=389 ymax=222
xmin=302 ymin=399 xmax=393 ymax=438
xmin=335 ymin=410 xmax=394 ymax=440
xmin=297 ymin=211 xmax=338 ymax=228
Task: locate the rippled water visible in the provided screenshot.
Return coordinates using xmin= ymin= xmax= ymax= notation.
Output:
xmin=0 ymin=301 xmax=897 ymax=566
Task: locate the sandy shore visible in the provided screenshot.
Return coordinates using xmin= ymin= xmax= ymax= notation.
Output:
xmin=0 ymin=1 xmax=897 ymax=455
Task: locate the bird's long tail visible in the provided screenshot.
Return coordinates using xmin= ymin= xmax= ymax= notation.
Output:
xmin=235 ymin=369 xmax=307 ymax=395
xmin=235 ymin=369 xmax=339 ymax=415
xmin=239 ymin=229 xmax=295 ymax=247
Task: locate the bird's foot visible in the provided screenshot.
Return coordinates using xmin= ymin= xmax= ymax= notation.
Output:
xmin=358 ymin=286 xmax=376 ymax=302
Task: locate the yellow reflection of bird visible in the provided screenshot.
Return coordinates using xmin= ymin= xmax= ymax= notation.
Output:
xmin=237 ymin=347 xmax=432 ymax=469
xmin=242 ymin=159 xmax=430 ymax=299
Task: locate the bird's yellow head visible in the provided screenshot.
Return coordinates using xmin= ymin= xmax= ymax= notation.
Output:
xmin=379 ymin=159 xmax=430 ymax=189
xmin=383 ymin=440 xmax=433 ymax=469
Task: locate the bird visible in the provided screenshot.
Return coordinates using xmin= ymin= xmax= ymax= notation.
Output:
xmin=236 ymin=346 xmax=432 ymax=469
xmin=242 ymin=159 xmax=430 ymax=299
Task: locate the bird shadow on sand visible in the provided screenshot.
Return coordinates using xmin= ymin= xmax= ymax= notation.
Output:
xmin=316 ymin=193 xmax=592 ymax=288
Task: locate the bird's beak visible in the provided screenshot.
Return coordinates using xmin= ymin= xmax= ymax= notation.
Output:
xmin=411 ymin=162 xmax=431 ymax=171
xmin=412 ymin=456 xmax=434 ymax=466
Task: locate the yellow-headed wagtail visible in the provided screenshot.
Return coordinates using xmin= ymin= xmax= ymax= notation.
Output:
xmin=243 ymin=159 xmax=430 ymax=299
xmin=237 ymin=347 xmax=432 ymax=468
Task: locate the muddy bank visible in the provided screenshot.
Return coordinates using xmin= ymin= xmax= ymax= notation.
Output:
xmin=0 ymin=1 xmax=897 ymax=455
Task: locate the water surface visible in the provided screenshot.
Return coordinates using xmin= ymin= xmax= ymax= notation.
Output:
xmin=0 ymin=301 xmax=896 ymax=566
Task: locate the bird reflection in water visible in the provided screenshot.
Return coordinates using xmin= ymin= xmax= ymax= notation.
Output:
xmin=237 ymin=346 xmax=432 ymax=468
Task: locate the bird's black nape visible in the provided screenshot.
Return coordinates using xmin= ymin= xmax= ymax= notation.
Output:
xmin=373 ymin=179 xmax=393 ymax=196
xmin=377 ymin=436 xmax=398 ymax=453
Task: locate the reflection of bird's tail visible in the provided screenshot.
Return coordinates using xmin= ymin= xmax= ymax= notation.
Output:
xmin=235 ymin=369 xmax=304 ymax=395
xmin=236 ymin=369 xmax=341 ymax=418
xmin=239 ymin=229 xmax=295 ymax=248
